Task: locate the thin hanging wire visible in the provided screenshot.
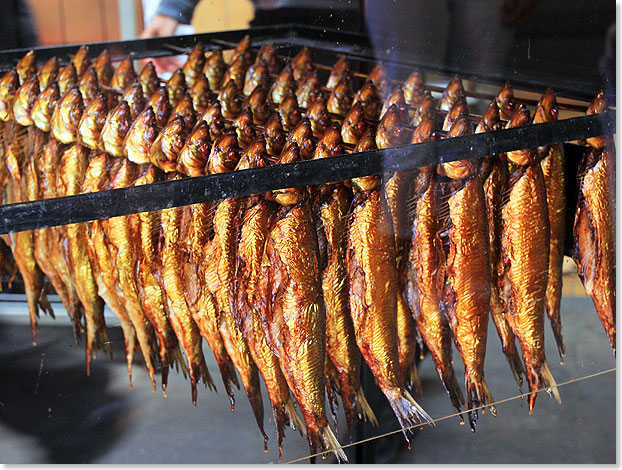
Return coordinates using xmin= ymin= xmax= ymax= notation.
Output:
xmin=283 ymin=367 xmax=616 ymax=464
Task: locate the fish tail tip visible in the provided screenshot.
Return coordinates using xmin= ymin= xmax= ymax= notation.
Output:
xmin=319 ymin=425 xmax=348 ymax=463
xmin=356 ymin=387 xmax=378 ymax=427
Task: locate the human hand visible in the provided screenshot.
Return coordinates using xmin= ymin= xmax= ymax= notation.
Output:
xmin=140 ymin=14 xmax=183 ymax=74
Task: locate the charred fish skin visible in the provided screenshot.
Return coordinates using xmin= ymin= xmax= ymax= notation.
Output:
xmin=347 ymin=184 xmax=433 ymax=447
xmin=57 ymin=144 xmax=111 ymax=374
xmin=476 ymin=101 xmax=526 ymax=388
xmin=533 ymin=89 xmax=567 ymax=359
xmin=573 ymin=91 xmax=616 ymax=354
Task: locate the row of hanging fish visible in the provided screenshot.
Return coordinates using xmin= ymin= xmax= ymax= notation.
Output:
xmin=0 ymin=36 xmax=615 ymax=462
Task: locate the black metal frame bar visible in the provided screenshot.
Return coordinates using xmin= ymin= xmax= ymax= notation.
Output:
xmin=0 ymin=112 xmax=614 ymax=234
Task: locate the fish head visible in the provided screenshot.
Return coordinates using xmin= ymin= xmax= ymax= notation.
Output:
xmin=442 ymin=97 xmax=469 ymax=132
xmin=148 ymin=86 xmax=172 ymax=128
xmin=125 ymin=106 xmax=158 ymax=165
xmin=263 ymin=114 xmax=286 ymax=156
xmin=16 ymin=50 xmax=37 ymax=85
xmin=139 ymin=61 xmax=160 ymax=98
xmin=50 ymin=86 xmax=84 ymax=144
xmin=182 ymin=43 xmax=205 ymax=87
xmin=72 ymin=45 xmax=91 ymax=77
xmin=191 ymin=74 xmax=217 ymax=114
xmin=272 ymin=143 xmax=304 ymax=205
xmin=381 ymin=85 xmax=407 ymax=121
xmin=326 ymin=56 xmax=349 ymax=90
xmin=442 ymin=116 xmax=476 ymax=179
xmin=245 ymin=86 xmax=270 ymax=125
xmin=292 ymin=47 xmax=313 ymax=82
xmin=111 ymin=56 xmax=138 ymax=92
xmin=57 ymin=62 xmax=78 ymax=96
xmin=411 ymin=115 xmax=437 ymax=144
xmin=439 ymin=75 xmax=465 ymax=111
xmin=327 ymin=76 xmax=353 ymax=115
xmin=207 ymin=133 xmax=241 ymax=174
xmin=533 ymin=88 xmax=559 ymax=125
xmin=100 ymin=100 xmax=132 ymax=157
xmin=93 ymin=49 xmax=113 ymax=86
xmin=31 ymin=81 xmax=60 ymax=132
xmin=171 ymin=91 xmax=197 ymax=133
xmin=313 ymin=122 xmax=343 ymax=159
xmin=351 ymin=128 xmax=381 ymax=191
xmin=77 ymin=92 xmax=108 ymax=149
xmin=307 ymin=99 xmax=331 ymax=137
xmin=150 ymin=115 xmax=188 ymax=172
xmin=236 ymin=134 xmax=269 ymax=171
xmin=78 ymin=66 xmax=100 ymax=105
xmin=177 ymin=119 xmax=212 ymax=175
xmin=403 ymin=69 xmax=424 ymax=105
xmin=505 ymin=104 xmax=536 ymax=165
xmin=13 ymin=75 xmax=40 ymax=126
xmin=496 ymin=81 xmax=516 ymax=121
xmin=203 ymin=49 xmax=227 ymax=90
xmin=234 ymin=106 xmax=256 ymax=148
xmin=243 ymin=60 xmax=269 ymax=96
xmin=199 ymin=101 xmax=225 ymax=140
xmin=37 ymin=57 xmax=59 ymax=92
xmin=278 ymin=93 xmax=302 ymax=131
xmin=218 ymin=79 xmax=242 ymax=118
xmin=376 ymin=104 xmax=407 ymax=149
xmin=585 ymin=91 xmax=610 ymax=149
xmin=475 ymin=100 xmax=501 ymax=133
xmin=412 ymin=91 xmax=436 ymax=126
xmin=166 ymin=68 xmax=188 ymax=106
xmin=287 ymin=118 xmax=316 ymax=159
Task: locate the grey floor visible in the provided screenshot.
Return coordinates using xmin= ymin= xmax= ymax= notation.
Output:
xmin=0 ymin=292 xmax=615 ymax=464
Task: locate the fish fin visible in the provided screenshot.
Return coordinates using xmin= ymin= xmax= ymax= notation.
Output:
xmin=527 ymin=359 xmax=561 ymax=413
xmin=465 ymin=374 xmax=496 ymax=432
xmin=355 ymin=386 xmax=378 ymax=427
xmin=312 ymin=424 xmax=348 ymax=463
xmin=409 ymin=362 xmax=423 ymax=397
xmin=388 ymin=390 xmax=434 ymax=448
xmin=284 ymin=396 xmax=305 ymax=436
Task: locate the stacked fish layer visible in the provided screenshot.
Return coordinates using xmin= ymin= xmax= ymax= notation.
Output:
xmin=0 ymin=38 xmax=615 ymax=461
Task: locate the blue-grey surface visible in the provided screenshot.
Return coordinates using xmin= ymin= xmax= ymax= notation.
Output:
xmin=0 ymin=295 xmax=615 ymax=464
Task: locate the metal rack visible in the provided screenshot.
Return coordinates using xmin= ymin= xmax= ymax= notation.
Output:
xmin=0 ymin=24 xmax=615 ymax=235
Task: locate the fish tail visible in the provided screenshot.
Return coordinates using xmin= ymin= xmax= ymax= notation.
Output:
xmin=38 ymin=289 xmax=55 ymax=319
xmin=24 ymin=281 xmax=40 ymax=345
xmin=490 ymin=293 xmax=526 ymax=389
xmin=217 ymin=358 xmax=240 ymax=412
xmin=307 ymin=424 xmax=348 ymax=463
xmin=244 ymin=369 xmax=269 ymax=452
xmin=545 ymin=287 xmax=567 ymax=360
xmin=170 ymin=345 xmax=189 ymax=379
xmin=409 ymin=362 xmax=423 ymax=397
xmin=273 ymin=398 xmax=300 ymax=460
xmin=438 ymin=364 xmax=466 ymax=419
xmin=355 ymin=386 xmax=378 ymax=427
xmin=465 ymin=373 xmax=496 ymax=432
xmin=120 ymin=322 xmax=136 ymax=389
xmin=387 ymin=390 xmax=434 ymax=448
xmin=284 ymin=397 xmax=304 ymax=435
xmin=527 ymin=359 xmax=561 ymax=414
xmin=505 ymin=348 xmax=527 ymax=391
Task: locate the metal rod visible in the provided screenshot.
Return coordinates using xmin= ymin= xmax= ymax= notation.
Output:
xmin=0 ymin=112 xmax=613 ymax=235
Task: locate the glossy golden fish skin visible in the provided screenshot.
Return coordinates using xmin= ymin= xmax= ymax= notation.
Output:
xmin=244 ymin=86 xmax=270 ymax=126
xmin=442 ymin=97 xmax=469 ymax=133
xmin=533 ymin=89 xmax=567 ymax=359
xmin=13 ymin=76 xmax=39 ymax=127
xmin=257 ymin=151 xmax=346 ymax=460
xmin=326 ymin=56 xmax=348 ymax=90
xmin=105 ymin=159 xmax=160 ymax=390
xmin=243 ymin=59 xmax=270 ymax=96
xmin=57 ymin=62 xmax=78 ymax=96
xmin=403 ymin=70 xmax=425 ymax=106
xmin=307 ymin=99 xmax=331 ymax=137
xmin=496 ymin=81 xmax=517 ymax=121
xmin=138 ymin=61 xmax=160 ymax=98
xmin=204 ymin=136 xmax=268 ymax=446
xmin=264 ymin=114 xmax=286 ymax=156
xmin=313 ymin=127 xmax=377 ymax=432
xmin=50 ymin=86 xmax=84 ymax=144
xmin=111 ymin=57 xmax=138 ymax=92
xmin=155 ymin=172 xmax=215 ymax=405
xmin=380 ymin=86 xmax=408 ymax=122
xmin=99 ymin=100 xmax=132 ymax=157
xmin=39 ymin=137 xmax=84 ymax=340
xmin=230 ymin=35 xmax=252 ymax=65
xmin=149 ymin=115 xmax=187 ymax=172
xmin=233 ymin=139 xmax=303 ymax=457
xmin=0 ymin=69 xmax=20 ymax=121
xmin=441 ymin=171 xmax=495 ymax=430
xmin=81 ymin=152 xmax=137 ymax=386
xmin=164 ymin=68 xmax=187 ymax=107
xmin=442 ymin=114 xmax=478 ymax=179
xmin=573 ymin=91 xmax=616 ymax=354
xmin=78 ymin=66 xmax=100 ymax=105
xmin=223 ymin=55 xmax=248 ymax=90
xmin=177 ymin=120 xmax=211 ymax=175
xmin=169 ymin=92 xmax=196 ymax=133
xmin=257 ymin=43 xmax=279 ymax=75
xmin=203 ymin=49 xmax=227 ymax=90
xmin=404 ymin=164 xmax=465 ymax=416
xmin=368 ymin=62 xmax=391 ymax=100
xmin=72 ymin=45 xmax=91 ymax=77
xmin=270 ymin=64 xmax=297 ymax=105
xmin=475 ymin=101 xmax=525 ymax=388
xmin=286 ymin=118 xmax=315 ymax=160
xmin=347 ymin=183 xmax=432 ymax=447
xmin=182 ymin=43 xmax=205 ymax=87
xmin=57 ymin=144 xmax=111 ymax=374
xmin=326 ymin=76 xmax=353 ymax=116
xmin=148 ymin=86 xmax=172 ymax=128
xmin=277 ymin=93 xmax=302 ymax=132
xmin=76 ymin=92 xmax=108 ymax=150
xmin=37 ymin=57 xmax=59 ymax=92
xmin=4 ymin=135 xmax=53 ymax=343
xmin=340 ymin=101 xmax=367 ymax=146
xmin=198 ymin=101 xmax=225 ymax=141
xmin=505 ymin=105 xmax=535 ymax=166
xmin=218 ymin=79 xmax=243 ymax=119
xmin=353 ymin=80 xmax=381 ymax=120
xmin=16 ymin=50 xmax=37 ymax=84
xmin=125 ymin=106 xmax=158 ymax=165
xmin=439 ymin=75 xmax=465 ymax=111
xmin=350 ymin=127 xmax=380 ymax=192
xmin=93 ymin=49 xmax=114 ymax=86
xmin=411 ymin=91 xmax=436 ymax=127
xmin=500 ymin=161 xmax=560 ymax=412
xmin=35 ymin=135 xmax=83 ymax=339
xmin=133 ymin=165 xmax=187 ymax=394
xmin=377 ymin=105 xmax=422 ymax=396
xmin=296 ymin=73 xmax=323 ymax=110
xmin=233 ymin=107 xmax=256 ymax=148
xmin=121 ymin=82 xmax=146 ymax=120
xmin=291 ymin=47 xmax=313 ymax=83
xmin=190 ymin=74 xmax=217 ymax=114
